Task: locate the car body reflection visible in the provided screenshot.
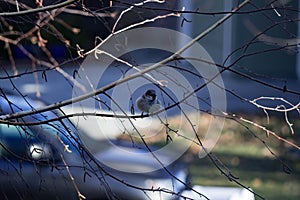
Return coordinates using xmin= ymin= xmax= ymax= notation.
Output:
xmin=0 ymin=94 xmax=188 ymax=199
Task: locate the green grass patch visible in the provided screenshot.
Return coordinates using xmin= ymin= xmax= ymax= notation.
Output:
xmin=189 ymin=156 xmax=300 ymax=199
xmin=187 ymin=114 xmax=300 ymax=200
xmin=119 ymin=113 xmax=300 ymax=199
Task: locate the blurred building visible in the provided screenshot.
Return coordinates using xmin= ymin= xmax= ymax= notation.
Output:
xmin=177 ymin=0 xmax=300 ymax=81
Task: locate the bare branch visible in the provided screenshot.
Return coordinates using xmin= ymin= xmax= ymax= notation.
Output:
xmin=0 ymin=0 xmax=78 ymax=17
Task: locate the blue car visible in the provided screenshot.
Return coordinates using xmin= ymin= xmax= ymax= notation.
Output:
xmin=0 ymin=93 xmax=188 ymax=199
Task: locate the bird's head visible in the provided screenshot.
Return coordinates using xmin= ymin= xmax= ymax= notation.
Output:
xmin=144 ymin=89 xmax=157 ymax=101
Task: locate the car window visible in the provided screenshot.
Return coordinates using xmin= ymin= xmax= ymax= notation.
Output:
xmin=0 ymin=124 xmax=34 ymax=157
xmin=0 ymin=124 xmax=57 ymax=162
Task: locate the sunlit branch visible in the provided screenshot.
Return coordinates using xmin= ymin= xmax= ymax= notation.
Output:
xmin=0 ymin=0 xmax=78 ymax=17
xmin=1 ymin=0 xmax=250 ymax=121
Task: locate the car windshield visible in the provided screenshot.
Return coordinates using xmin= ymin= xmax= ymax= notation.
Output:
xmin=0 ymin=124 xmax=35 ymax=158
xmin=0 ymin=122 xmax=67 ymax=162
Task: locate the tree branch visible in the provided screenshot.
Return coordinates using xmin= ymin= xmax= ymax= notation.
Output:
xmin=0 ymin=0 xmax=78 ymax=17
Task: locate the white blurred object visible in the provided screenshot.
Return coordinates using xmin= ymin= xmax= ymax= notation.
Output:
xmin=62 ymin=106 xmax=161 ymax=140
xmin=180 ymin=185 xmax=255 ymax=200
xmin=29 ymin=144 xmax=52 ymax=160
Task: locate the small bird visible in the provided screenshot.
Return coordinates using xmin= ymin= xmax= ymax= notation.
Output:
xmin=136 ymin=89 xmax=161 ymax=114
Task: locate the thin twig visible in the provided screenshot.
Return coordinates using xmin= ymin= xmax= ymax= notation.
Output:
xmin=0 ymin=0 xmax=78 ymax=16
xmin=1 ymin=0 xmax=251 ymax=121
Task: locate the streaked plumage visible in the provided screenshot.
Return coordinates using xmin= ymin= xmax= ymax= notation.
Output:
xmin=136 ymin=89 xmax=161 ymax=113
